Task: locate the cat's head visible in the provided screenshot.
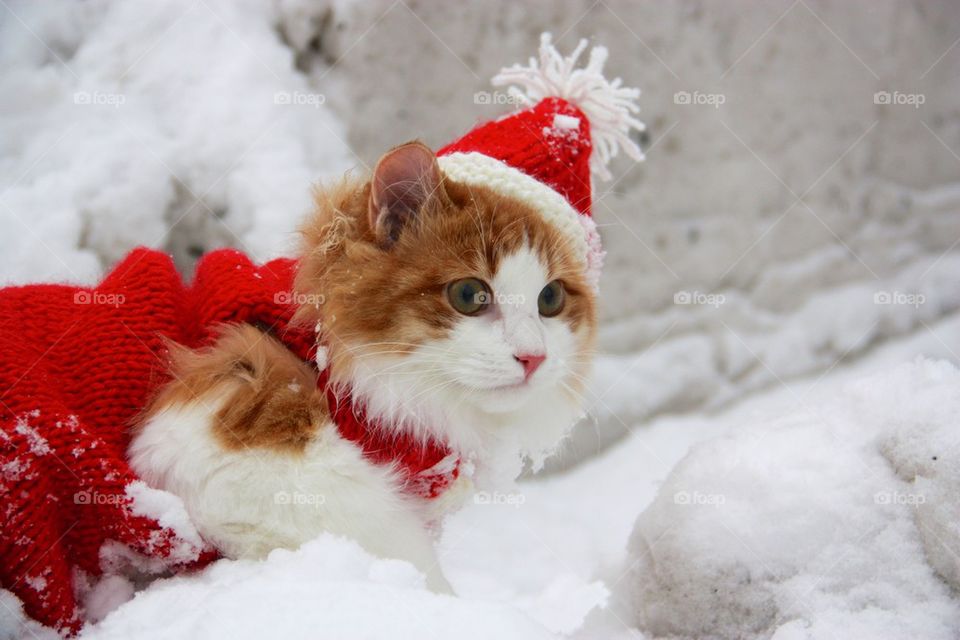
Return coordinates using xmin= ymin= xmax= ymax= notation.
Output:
xmin=295 ymin=141 xmax=597 ymax=460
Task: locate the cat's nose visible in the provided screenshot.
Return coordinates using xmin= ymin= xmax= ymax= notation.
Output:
xmin=514 ymin=352 xmax=546 ymax=380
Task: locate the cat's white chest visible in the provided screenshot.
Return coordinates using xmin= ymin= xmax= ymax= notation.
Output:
xmin=129 ymin=397 xmax=452 ymax=591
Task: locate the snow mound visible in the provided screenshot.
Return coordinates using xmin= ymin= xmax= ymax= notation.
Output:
xmin=125 ymin=480 xmax=206 ymax=564
xmin=0 ymin=0 xmax=352 ymax=285
xmin=0 ymin=588 xmax=58 ymax=640
xmin=623 ymin=358 xmax=960 ymax=639
xmin=82 ymin=534 xmax=560 ymax=640
xmin=874 ymin=362 xmax=960 ymax=593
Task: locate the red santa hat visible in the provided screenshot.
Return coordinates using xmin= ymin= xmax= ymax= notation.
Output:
xmin=437 ymin=33 xmax=645 ymax=290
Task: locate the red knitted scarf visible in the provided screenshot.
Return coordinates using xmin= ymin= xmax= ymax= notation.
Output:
xmin=322 ymin=369 xmax=460 ymax=500
xmin=0 ymin=247 xmax=457 ymax=633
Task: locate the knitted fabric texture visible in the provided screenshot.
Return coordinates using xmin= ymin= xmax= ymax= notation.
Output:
xmin=0 ymin=248 xmax=456 ymax=633
xmin=437 ymin=150 xmax=602 ymax=291
xmin=439 ymin=97 xmax=593 ymax=215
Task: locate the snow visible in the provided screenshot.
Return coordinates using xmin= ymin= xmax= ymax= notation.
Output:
xmin=13 ymin=411 xmax=50 ymax=457
xmin=82 ymin=536 xmax=559 ymax=640
xmin=0 ymin=589 xmax=59 ymax=640
xmin=78 ymin=576 xmax=134 ymax=626
xmin=0 ymin=0 xmax=352 ymax=285
xmin=622 ymin=358 xmax=960 ymax=639
xmin=125 ymin=481 xmax=206 ymax=564
xmin=569 ymin=252 xmax=960 ymax=464
xmin=23 ymin=574 xmax=47 ymax=594
xmin=552 ymin=114 xmax=581 ymax=131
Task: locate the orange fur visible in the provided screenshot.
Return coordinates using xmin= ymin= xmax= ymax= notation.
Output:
xmin=138 ymin=324 xmax=326 ymax=454
xmin=294 ymin=141 xmax=597 ymax=390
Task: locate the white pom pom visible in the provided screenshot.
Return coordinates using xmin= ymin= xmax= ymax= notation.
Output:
xmin=492 ymin=33 xmax=645 ymax=181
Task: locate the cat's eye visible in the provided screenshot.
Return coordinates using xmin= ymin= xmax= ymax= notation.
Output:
xmin=538 ymin=280 xmax=566 ymax=317
xmin=447 ymin=278 xmax=492 ymax=315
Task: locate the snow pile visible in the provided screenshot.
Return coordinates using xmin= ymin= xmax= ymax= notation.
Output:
xmin=88 ymin=481 xmax=209 ymax=585
xmin=124 ymin=480 xmax=206 ymax=565
xmin=82 ymin=534 xmax=561 ymax=640
xmin=877 ymin=368 xmax=960 ymax=594
xmin=565 ymin=250 xmax=960 ymax=466
xmin=623 ymin=358 xmax=960 ymax=639
xmin=0 ymin=589 xmax=59 ymax=640
xmin=0 ymin=0 xmax=352 ymax=285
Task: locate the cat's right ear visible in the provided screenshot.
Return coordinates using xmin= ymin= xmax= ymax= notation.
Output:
xmin=368 ymin=141 xmax=441 ymax=248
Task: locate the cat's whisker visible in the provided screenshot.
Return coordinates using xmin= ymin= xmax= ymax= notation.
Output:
xmin=559 ymin=380 xmax=591 ymax=406
xmin=405 ymin=377 xmax=460 ymax=406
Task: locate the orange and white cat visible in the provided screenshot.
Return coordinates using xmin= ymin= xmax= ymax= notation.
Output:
xmin=129 ymin=142 xmax=597 ymax=591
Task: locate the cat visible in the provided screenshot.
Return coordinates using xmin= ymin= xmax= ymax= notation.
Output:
xmin=129 ymin=141 xmax=597 ymax=592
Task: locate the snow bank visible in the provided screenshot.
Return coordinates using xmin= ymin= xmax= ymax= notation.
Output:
xmin=561 ymin=251 xmax=960 ymax=467
xmin=124 ymin=480 xmax=206 ymax=565
xmin=0 ymin=0 xmax=352 ymax=285
xmin=81 ymin=535 xmax=561 ymax=640
xmin=622 ymin=358 xmax=960 ymax=639
xmin=0 ymin=589 xmax=59 ymax=640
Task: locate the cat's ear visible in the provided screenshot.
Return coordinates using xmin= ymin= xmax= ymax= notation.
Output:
xmin=368 ymin=141 xmax=441 ymax=248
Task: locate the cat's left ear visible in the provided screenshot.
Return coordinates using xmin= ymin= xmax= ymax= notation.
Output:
xmin=368 ymin=141 xmax=441 ymax=248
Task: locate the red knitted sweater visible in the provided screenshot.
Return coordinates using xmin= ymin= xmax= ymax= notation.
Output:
xmin=0 ymin=248 xmax=458 ymax=634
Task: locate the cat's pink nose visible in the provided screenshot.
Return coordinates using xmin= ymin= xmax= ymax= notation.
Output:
xmin=514 ymin=353 xmax=546 ymax=380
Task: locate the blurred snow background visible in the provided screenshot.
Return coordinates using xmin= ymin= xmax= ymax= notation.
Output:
xmin=1 ymin=0 xmax=959 ymax=638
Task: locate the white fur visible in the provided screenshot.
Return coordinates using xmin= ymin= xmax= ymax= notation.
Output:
xmin=344 ymin=244 xmax=589 ymax=478
xmin=130 ymin=243 xmax=589 ymax=590
xmin=129 ymin=396 xmax=450 ymax=592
